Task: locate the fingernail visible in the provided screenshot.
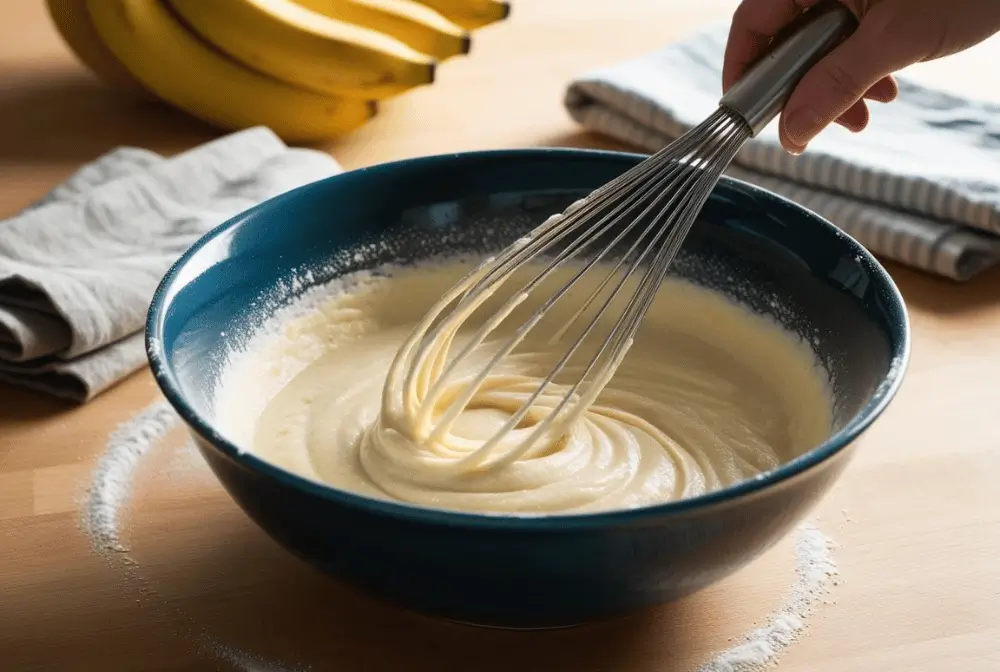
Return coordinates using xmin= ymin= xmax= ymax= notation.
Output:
xmin=780 ymin=126 xmax=807 ymax=155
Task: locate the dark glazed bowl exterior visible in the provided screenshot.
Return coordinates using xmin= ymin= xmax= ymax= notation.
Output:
xmin=146 ymin=149 xmax=910 ymax=629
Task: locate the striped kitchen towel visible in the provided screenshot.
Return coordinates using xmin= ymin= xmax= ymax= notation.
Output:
xmin=564 ymin=23 xmax=1000 ymax=280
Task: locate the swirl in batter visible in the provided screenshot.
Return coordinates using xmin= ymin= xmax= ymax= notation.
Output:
xmin=227 ymin=260 xmax=833 ymax=516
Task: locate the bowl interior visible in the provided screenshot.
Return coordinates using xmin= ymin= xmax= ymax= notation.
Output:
xmin=149 ymin=149 xmax=908 ymax=504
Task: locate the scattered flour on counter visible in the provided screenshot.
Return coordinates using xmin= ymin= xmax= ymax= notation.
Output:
xmin=82 ymin=401 xmax=178 ymax=554
xmin=699 ymin=523 xmax=840 ymax=672
xmin=208 ymin=638 xmax=306 ymax=672
xmin=80 ymin=400 xmax=308 ymax=672
xmin=81 ymin=399 xmax=841 ymax=672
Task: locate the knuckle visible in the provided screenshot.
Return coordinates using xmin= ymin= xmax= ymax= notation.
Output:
xmin=822 ymin=60 xmax=867 ymax=103
xmin=856 ymin=5 xmax=924 ymax=67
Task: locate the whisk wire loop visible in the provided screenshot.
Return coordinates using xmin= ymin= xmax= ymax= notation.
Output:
xmin=475 ymin=111 xmax=754 ymax=470
xmin=383 ymin=107 xmax=752 ymax=471
xmin=404 ymin=125 xmax=728 ymax=440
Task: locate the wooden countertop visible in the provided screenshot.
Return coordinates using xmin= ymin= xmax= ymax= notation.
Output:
xmin=3 ymin=1 xmax=999 ymax=670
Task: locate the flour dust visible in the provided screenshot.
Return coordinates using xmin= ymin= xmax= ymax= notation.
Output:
xmin=698 ymin=523 xmax=839 ymax=671
xmin=79 ymin=399 xmax=841 ymax=671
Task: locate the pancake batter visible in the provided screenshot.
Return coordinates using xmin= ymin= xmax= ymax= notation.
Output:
xmin=215 ymin=259 xmax=833 ymax=515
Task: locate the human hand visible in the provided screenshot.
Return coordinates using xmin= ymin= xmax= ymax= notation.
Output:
xmin=723 ymin=0 xmax=1000 ymax=153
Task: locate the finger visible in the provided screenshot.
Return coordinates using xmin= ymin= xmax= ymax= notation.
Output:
xmin=863 ymin=75 xmax=898 ymax=103
xmin=780 ymin=69 xmax=887 ymax=153
xmin=780 ymin=15 xmax=921 ymax=149
xmin=723 ymin=0 xmax=823 ymax=92
xmin=834 ymin=99 xmax=870 ymax=132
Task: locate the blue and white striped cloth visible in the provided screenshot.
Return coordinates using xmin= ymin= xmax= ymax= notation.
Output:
xmin=564 ymin=25 xmax=1000 ymax=280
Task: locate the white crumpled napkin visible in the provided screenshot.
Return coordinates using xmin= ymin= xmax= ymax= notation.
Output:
xmin=565 ymin=24 xmax=1000 ymax=280
xmin=0 ymin=127 xmax=341 ymax=402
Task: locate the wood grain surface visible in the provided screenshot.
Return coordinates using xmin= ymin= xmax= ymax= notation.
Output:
xmin=2 ymin=1 xmax=1000 ymax=670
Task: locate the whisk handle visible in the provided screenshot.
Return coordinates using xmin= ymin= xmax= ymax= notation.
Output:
xmin=719 ymin=1 xmax=858 ymax=136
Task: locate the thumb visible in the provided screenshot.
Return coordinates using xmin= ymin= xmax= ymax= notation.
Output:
xmin=779 ymin=13 xmax=920 ymax=151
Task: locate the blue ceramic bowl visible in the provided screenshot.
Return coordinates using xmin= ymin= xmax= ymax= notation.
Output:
xmin=146 ymin=149 xmax=909 ymax=629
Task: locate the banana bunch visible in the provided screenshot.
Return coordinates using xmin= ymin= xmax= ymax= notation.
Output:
xmin=47 ymin=0 xmax=510 ymax=142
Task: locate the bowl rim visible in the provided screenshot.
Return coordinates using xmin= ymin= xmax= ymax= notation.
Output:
xmin=146 ymin=146 xmax=911 ymax=530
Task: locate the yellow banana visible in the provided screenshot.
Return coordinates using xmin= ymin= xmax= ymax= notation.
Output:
xmin=167 ymin=0 xmax=436 ymax=100
xmin=294 ymin=0 xmax=470 ymax=60
xmin=85 ymin=0 xmax=376 ymax=142
xmin=46 ymin=0 xmax=152 ymax=98
xmin=413 ymin=0 xmax=510 ymax=30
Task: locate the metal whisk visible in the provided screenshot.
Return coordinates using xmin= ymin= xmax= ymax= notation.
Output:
xmin=382 ymin=2 xmax=857 ymax=471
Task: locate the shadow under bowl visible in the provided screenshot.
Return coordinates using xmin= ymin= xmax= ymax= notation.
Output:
xmin=146 ymin=148 xmax=909 ymax=629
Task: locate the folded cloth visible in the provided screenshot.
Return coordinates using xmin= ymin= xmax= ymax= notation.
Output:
xmin=0 ymin=127 xmax=341 ymax=402
xmin=565 ymin=23 xmax=1000 ymax=281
